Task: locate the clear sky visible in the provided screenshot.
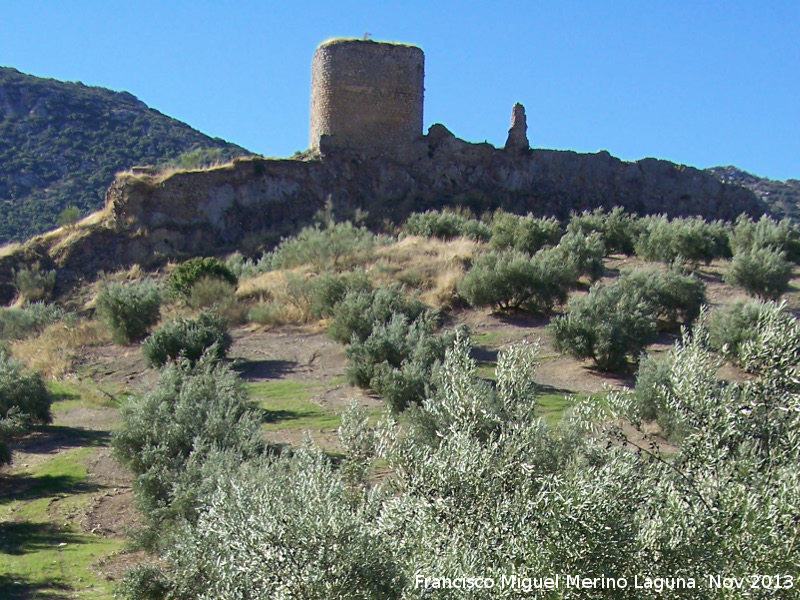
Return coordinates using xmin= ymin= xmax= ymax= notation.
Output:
xmin=2 ymin=0 xmax=797 ymax=180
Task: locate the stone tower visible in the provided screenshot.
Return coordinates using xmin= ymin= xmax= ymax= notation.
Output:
xmin=309 ymin=39 xmax=424 ymax=157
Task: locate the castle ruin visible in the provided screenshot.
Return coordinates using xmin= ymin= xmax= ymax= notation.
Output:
xmin=309 ymin=39 xmax=424 ymax=157
xmin=0 ymin=38 xmax=765 ymax=305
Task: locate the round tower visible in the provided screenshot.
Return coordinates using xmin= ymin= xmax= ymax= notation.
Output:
xmin=309 ymin=39 xmax=424 ymax=156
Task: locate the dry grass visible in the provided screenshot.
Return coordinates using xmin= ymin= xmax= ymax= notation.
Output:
xmin=237 ymin=268 xmax=316 ymax=326
xmin=10 ymin=319 xmax=110 ymax=380
xmin=235 ymin=236 xmax=483 ymax=323
xmin=372 ymin=235 xmax=483 ymax=308
xmin=116 ymin=159 xmax=238 ymax=186
xmin=0 ymin=242 xmax=21 ymax=258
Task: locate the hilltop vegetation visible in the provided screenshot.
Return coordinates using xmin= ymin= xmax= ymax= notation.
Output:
xmin=0 ymin=67 xmax=251 ymax=242
xmin=2 ymin=206 xmax=800 ymax=597
xmin=708 ymin=165 xmax=800 ymax=220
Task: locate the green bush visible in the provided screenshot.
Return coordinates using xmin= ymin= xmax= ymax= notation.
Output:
xmin=267 ymin=220 xmax=383 ymax=272
xmin=160 ymin=446 xmax=402 ymax=600
xmin=618 ymin=261 xmax=706 ymax=329
xmin=184 ymin=276 xmax=237 ymax=311
xmin=708 ymin=300 xmax=767 ymax=361
xmin=550 ymin=282 xmax=658 ymax=372
xmin=95 ymin=278 xmax=162 ymax=344
xmin=345 ymin=312 xmax=452 ymax=412
xmin=725 ymin=247 xmax=793 ymax=300
xmin=114 ymin=564 xmax=172 ymax=600
xmin=730 ymin=214 xmax=800 ymax=262
xmin=328 ymin=284 xmax=428 ymax=344
xmin=167 ymin=257 xmax=238 ymax=300
xmin=554 ymin=230 xmax=606 ymax=282
xmin=0 ymin=351 xmax=52 ymax=466
xmin=308 ymin=270 xmax=372 ymax=318
xmin=489 ymin=210 xmax=563 ymax=254
xmin=56 ymin=205 xmax=81 ymax=228
xmin=567 ymin=207 xmax=641 ymax=255
xmin=404 ymin=209 xmax=491 ymax=241
xmin=635 ymin=215 xmax=730 ymax=265
xmin=142 ymin=312 xmax=232 ymax=368
xmin=13 ymin=263 xmax=57 ymax=303
xmin=457 ymin=249 xmax=572 ymax=313
xmin=117 ymin=312 xmax=800 ymax=599
xmin=0 ymin=302 xmax=66 ymax=340
xmin=112 ymin=355 xmax=266 ymax=543
xmin=628 ymin=353 xmax=683 ymax=436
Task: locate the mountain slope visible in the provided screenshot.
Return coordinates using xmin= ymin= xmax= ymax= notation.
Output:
xmin=0 ymin=67 xmax=251 ymax=242
xmin=708 ymin=166 xmax=800 ymax=220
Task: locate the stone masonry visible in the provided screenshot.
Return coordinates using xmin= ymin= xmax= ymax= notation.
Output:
xmin=309 ymin=39 xmax=424 ymax=158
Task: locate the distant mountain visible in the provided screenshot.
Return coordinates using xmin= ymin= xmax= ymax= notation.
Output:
xmin=0 ymin=66 xmax=251 ymax=242
xmin=707 ymin=166 xmax=800 ymax=220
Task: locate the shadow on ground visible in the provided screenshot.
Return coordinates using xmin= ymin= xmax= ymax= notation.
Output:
xmin=233 ymin=359 xmax=297 ymax=381
xmin=0 ymin=521 xmax=84 ymax=556
xmin=14 ymin=425 xmax=111 ymax=455
xmin=0 ymin=471 xmax=103 ymax=505
xmin=0 ymin=573 xmax=71 ymax=600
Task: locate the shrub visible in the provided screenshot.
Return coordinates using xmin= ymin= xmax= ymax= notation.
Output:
xmin=0 ymin=302 xmax=66 ymax=340
xmin=404 ymin=209 xmax=491 ymax=242
xmin=56 ymin=205 xmax=81 ymax=228
xmin=345 ymin=312 xmax=453 ymax=412
xmin=167 ymin=257 xmax=238 ymax=300
xmin=184 ymin=276 xmax=237 ymax=310
xmin=13 ymin=263 xmax=57 ymax=303
xmin=550 ymin=282 xmax=658 ymax=372
xmin=160 ymin=446 xmax=402 ymax=600
xmin=489 ymin=210 xmax=563 ymax=254
xmin=567 ymin=207 xmax=640 ymax=255
xmin=730 ymin=214 xmax=800 ymax=262
xmin=457 ymin=249 xmax=572 ymax=313
xmin=635 ymin=215 xmax=730 ymax=265
xmin=142 ymin=312 xmax=232 ymax=368
xmin=267 ymin=220 xmax=383 ymax=272
xmin=115 ymin=564 xmax=172 ymax=600
xmin=618 ymin=262 xmax=706 ymax=329
xmin=708 ymin=300 xmax=767 ymax=361
xmin=95 ymin=278 xmax=162 ymax=344
xmin=308 ymin=270 xmax=372 ymax=318
xmin=112 ymin=355 xmax=266 ymax=541
xmin=628 ymin=353 xmax=682 ymax=436
xmin=554 ymin=230 xmax=606 ymax=282
xmin=247 ymin=301 xmax=284 ymax=326
xmin=328 ymin=284 xmax=428 ymax=344
xmin=725 ymin=247 xmax=793 ymax=300
xmin=0 ymin=351 xmax=52 ymax=466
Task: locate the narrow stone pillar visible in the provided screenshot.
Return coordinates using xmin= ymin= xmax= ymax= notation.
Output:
xmin=504 ymin=102 xmax=529 ymax=152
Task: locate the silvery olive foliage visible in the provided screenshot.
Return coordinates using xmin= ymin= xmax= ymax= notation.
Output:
xmin=112 ymin=352 xmax=266 ymax=549
xmin=119 ymin=316 xmax=800 ymax=599
xmin=0 ymin=350 xmax=52 ymax=466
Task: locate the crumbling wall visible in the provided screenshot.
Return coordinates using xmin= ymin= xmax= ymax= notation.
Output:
xmin=0 ymin=130 xmax=766 ymax=305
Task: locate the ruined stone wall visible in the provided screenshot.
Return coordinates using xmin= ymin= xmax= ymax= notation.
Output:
xmin=0 ymin=134 xmax=767 ymax=305
xmin=309 ymin=39 xmax=424 ymax=156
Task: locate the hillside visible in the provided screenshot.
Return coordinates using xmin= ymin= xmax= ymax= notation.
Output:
xmin=708 ymin=165 xmax=800 ymax=219
xmin=3 ymin=207 xmax=800 ymax=597
xmin=0 ymin=67 xmax=251 ymax=243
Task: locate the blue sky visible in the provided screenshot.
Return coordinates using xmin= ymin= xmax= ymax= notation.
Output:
xmin=2 ymin=0 xmax=798 ymax=180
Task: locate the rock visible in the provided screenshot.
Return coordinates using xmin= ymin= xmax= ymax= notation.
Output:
xmin=504 ymin=103 xmax=529 ymax=152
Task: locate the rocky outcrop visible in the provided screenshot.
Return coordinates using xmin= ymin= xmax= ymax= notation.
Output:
xmin=707 ymin=166 xmax=800 ymax=220
xmin=504 ymin=103 xmax=529 ymax=152
xmin=0 ymin=126 xmax=765 ymax=304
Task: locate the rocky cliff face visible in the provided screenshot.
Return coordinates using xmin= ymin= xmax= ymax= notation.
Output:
xmin=0 ymin=125 xmax=764 ymax=304
xmin=707 ymin=166 xmax=800 ymax=220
